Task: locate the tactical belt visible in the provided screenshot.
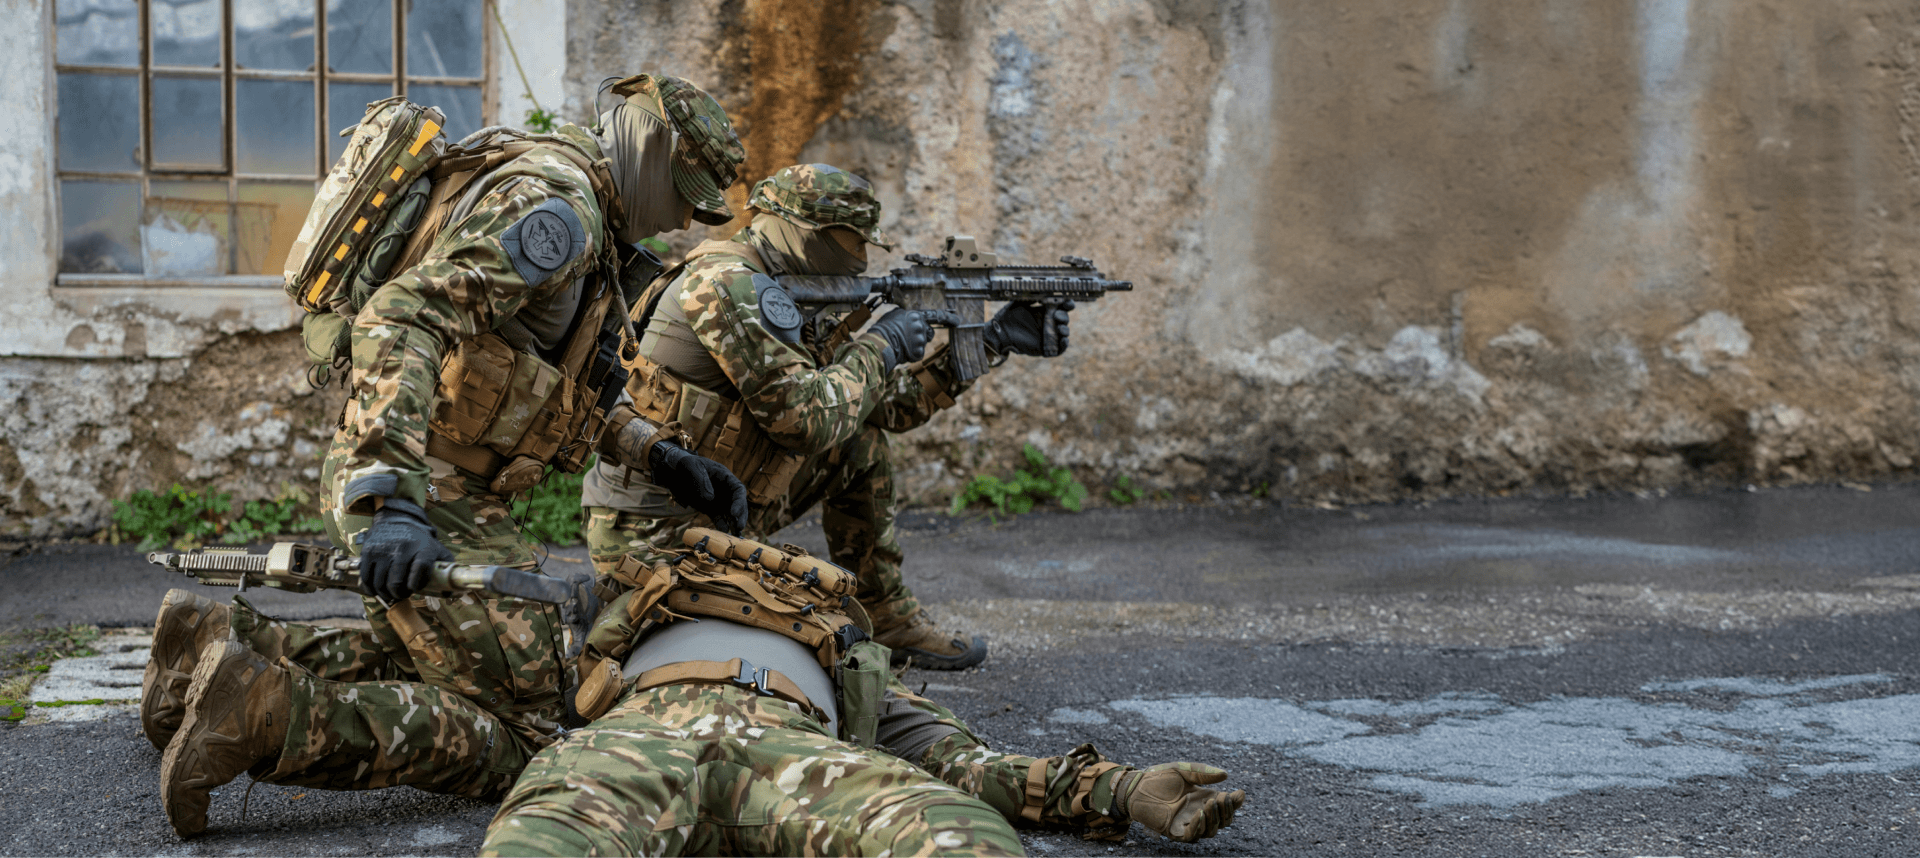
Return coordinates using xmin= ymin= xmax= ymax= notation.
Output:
xmin=632 ymin=656 xmax=825 ymax=722
xmin=425 ymin=433 xmax=504 ymax=480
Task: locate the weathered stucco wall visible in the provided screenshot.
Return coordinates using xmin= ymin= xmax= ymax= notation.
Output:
xmin=10 ymin=0 xmax=1920 ymax=536
xmin=572 ymin=0 xmax=1920 ymax=505
xmin=0 ymin=0 xmax=559 ymax=538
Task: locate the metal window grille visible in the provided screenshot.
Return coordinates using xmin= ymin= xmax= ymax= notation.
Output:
xmin=52 ymin=0 xmax=492 ymax=285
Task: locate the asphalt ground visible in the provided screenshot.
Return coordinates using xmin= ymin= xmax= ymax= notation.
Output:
xmin=5 ymin=482 xmax=1920 ymax=856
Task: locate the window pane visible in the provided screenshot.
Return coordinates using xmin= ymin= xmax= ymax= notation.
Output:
xmin=57 ymin=72 xmax=140 ymax=172
xmin=235 ymin=0 xmax=317 ymax=71
xmin=152 ymin=0 xmax=223 ymax=68
xmin=408 ymin=84 xmax=481 ymax=144
xmin=406 ymin=0 xmax=482 ymax=79
xmin=238 ymin=79 xmax=316 ymax=175
xmin=60 ymin=180 xmax=142 ymax=274
xmin=145 ymin=181 xmax=230 ymax=276
xmin=327 ymin=0 xmax=393 ymax=74
xmin=236 ymin=182 xmax=316 ymax=275
xmin=151 ymin=76 xmax=226 ymax=170
xmin=329 ymin=82 xmax=396 ymax=163
xmin=56 ymin=0 xmax=139 ymax=67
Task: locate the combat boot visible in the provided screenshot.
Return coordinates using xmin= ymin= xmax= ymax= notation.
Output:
xmin=1115 ymin=762 xmax=1246 ymax=843
xmin=872 ymin=607 xmax=987 ymax=670
xmin=161 ymin=640 xmax=289 ymax=838
xmin=141 ymin=589 xmax=230 ymax=750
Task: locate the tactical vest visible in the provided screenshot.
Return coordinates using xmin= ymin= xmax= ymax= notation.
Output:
xmin=621 ymin=242 xmax=806 ymax=506
xmin=320 ymin=123 xmax=638 ymax=494
xmin=575 ymin=528 xmax=891 ymax=746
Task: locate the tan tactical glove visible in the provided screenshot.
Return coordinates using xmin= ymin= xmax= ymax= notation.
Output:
xmin=1116 ymin=762 xmax=1245 ymax=843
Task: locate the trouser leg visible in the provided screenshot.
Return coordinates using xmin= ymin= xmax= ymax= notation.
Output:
xmin=262 ymin=663 xmax=530 ymax=798
xmin=482 ymin=691 xmax=705 ymax=856
xmin=816 ymin=426 xmax=918 ymax=621
xmin=227 ymin=595 xmax=404 ymax=683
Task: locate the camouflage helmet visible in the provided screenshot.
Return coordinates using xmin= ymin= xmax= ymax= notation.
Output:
xmin=608 ymin=74 xmax=746 ymax=226
xmin=747 ymin=164 xmax=894 ymax=249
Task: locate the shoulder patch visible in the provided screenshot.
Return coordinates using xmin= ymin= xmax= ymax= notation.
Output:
xmin=502 ymin=197 xmax=587 ymax=285
xmin=752 ymin=273 xmax=804 ymax=344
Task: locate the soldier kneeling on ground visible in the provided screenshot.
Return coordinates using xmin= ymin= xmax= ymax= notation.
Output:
xmin=482 ymin=529 xmax=1244 ymax=856
xmin=581 ymin=162 xmax=1078 ymax=670
xmin=141 ymin=73 xmax=753 ymax=839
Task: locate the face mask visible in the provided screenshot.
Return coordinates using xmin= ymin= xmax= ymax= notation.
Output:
xmin=594 ymin=102 xmax=685 ymax=243
xmin=749 ymin=214 xmax=869 ymax=276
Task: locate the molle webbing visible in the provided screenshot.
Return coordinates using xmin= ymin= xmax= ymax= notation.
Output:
xmin=422 ymin=265 xmax=617 ymax=491
xmin=620 ymin=352 xmax=803 ymax=507
xmin=572 ymin=528 xmax=867 ymax=723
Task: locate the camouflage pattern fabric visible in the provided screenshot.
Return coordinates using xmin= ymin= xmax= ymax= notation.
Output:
xmin=586 ymin=240 xmax=974 ymax=621
xmin=240 ymin=126 xmax=615 ymax=797
xmin=481 ymin=682 xmax=1023 ymax=857
xmin=748 ymin=164 xmax=894 ymax=248
xmin=329 ymin=125 xmax=610 ymax=516
xmin=587 ymin=423 xmax=916 ymax=622
xmin=227 ymin=595 xmax=400 ymax=683
xmin=882 ymin=680 xmax=1133 ymax=833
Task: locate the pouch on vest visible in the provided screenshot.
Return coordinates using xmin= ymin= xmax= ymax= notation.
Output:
xmin=283 ymin=97 xmax=446 ymax=314
xmin=428 ymin=331 xmax=566 ymax=451
xmin=837 ymin=639 xmax=889 ymax=748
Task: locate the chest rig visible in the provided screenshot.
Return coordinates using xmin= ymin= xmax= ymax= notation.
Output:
xmin=575 ymin=528 xmax=892 ymax=745
xmin=331 ymin=128 xmax=645 ymax=495
xmin=619 ymin=243 xmax=808 ymax=506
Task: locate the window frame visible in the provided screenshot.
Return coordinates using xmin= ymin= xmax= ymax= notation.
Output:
xmin=51 ymin=0 xmax=495 ymax=289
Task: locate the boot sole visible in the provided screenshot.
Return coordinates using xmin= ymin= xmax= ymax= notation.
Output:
xmin=160 ymin=640 xmax=248 ymax=838
xmin=890 ymin=635 xmax=988 ymax=671
xmin=141 ymin=591 xmax=225 ymax=751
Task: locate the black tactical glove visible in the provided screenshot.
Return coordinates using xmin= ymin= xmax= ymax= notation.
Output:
xmin=866 ymin=308 xmax=963 ymax=373
xmin=651 ymin=442 xmax=750 ymax=536
xmin=357 ymin=498 xmax=453 ymax=603
xmin=984 ymin=298 xmax=1074 ymax=358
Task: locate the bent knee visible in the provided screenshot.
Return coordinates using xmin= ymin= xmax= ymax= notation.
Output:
xmin=483 ymin=806 xmax=632 ymax=857
xmin=888 ymin=794 xmax=1023 ymax=857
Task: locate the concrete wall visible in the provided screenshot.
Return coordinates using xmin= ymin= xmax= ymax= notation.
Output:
xmin=8 ymin=0 xmax=1920 ymax=536
xmin=571 ymin=0 xmax=1920 ymax=505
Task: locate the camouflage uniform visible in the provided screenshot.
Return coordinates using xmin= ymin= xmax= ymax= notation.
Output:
xmin=581 ymin=165 xmax=970 ymax=634
xmin=483 ymin=637 xmax=1146 ymax=857
xmin=241 ymin=79 xmax=747 ymax=799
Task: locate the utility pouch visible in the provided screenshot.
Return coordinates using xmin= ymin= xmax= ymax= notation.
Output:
xmin=428 ymin=333 xmax=519 ymax=445
xmin=573 ymin=654 xmax=624 ymax=722
xmin=300 ymin=311 xmax=352 ymax=366
xmin=284 ymin=97 xmax=446 ymax=312
xmin=836 ymin=639 xmax=890 ymax=748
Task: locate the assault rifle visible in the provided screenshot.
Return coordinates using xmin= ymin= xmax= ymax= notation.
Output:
xmin=776 ymin=235 xmax=1132 ymax=382
xmin=147 ymin=542 xmax=577 ymax=605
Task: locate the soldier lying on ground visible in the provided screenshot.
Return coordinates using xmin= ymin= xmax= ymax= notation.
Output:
xmin=580 ymin=162 xmax=1077 ymax=670
xmin=481 ymin=529 xmax=1244 ymax=856
xmin=142 ymin=73 xmax=755 ymax=839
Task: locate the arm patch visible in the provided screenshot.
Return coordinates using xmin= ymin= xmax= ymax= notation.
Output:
xmin=752 ymin=273 xmax=805 ymax=345
xmin=502 ymin=197 xmax=587 ymax=286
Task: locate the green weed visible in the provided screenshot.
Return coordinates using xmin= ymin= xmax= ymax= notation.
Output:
xmin=520 ymin=456 xmax=591 ymax=546
xmin=524 ymin=107 xmax=559 ymax=134
xmin=950 ymin=444 xmax=1088 ymax=517
xmin=1109 ymin=475 xmax=1142 ymax=505
xmin=110 ymin=482 xmax=324 ymax=551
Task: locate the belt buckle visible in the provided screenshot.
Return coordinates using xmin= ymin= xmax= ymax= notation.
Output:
xmin=731 ymin=659 xmax=773 ymax=696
